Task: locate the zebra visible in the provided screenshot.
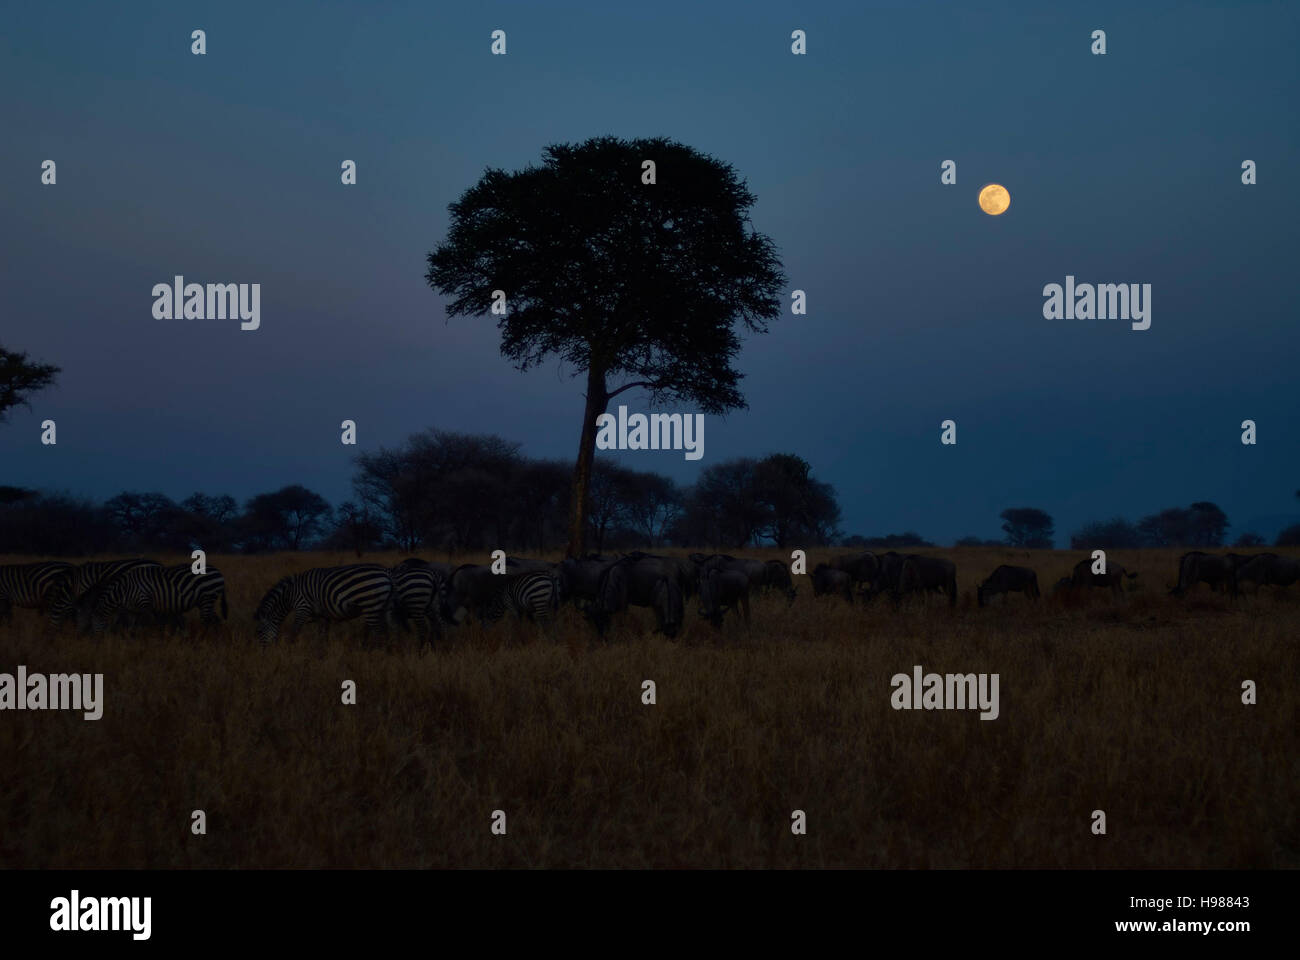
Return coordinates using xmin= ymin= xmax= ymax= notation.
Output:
xmin=46 ymin=558 xmax=162 ymax=630
xmin=254 ymin=564 xmax=396 ymax=645
xmin=0 ymin=561 xmax=73 ymax=622
xmin=389 ymin=565 xmax=444 ymax=651
xmin=90 ymin=564 xmax=228 ymax=635
xmin=440 ymin=567 xmax=559 ymax=631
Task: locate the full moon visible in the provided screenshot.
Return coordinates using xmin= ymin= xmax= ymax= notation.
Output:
xmin=978 ymin=183 xmax=1010 ymax=216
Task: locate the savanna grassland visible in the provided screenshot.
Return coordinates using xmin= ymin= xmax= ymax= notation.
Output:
xmin=1 ymin=547 xmax=1295 ymax=869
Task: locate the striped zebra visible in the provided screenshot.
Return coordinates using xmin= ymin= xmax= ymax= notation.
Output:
xmin=90 ymin=564 xmax=228 ymax=635
xmin=46 ymin=558 xmax=162 ymax=630
xmin=254 ymin=564 xmax=396 ymax=645
xmin=441 ymin=567 xmax=559 ymax=630
xmin=389 ymin=565 xmax=444 ymax=651
xmin=0 ymin=561 xmax=73 ymax=622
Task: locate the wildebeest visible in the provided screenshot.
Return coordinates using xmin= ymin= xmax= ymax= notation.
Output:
xmin=591 ymin=561 xmax=628 ymax=636
xmin=977 ymin=565 xmax=1039 ymax=606
xmin=867 ymin=551 xmax=907 ymax=600
xmin=1232 ymin=553 xmax=1299 ymax=594
xmin=666 ymin=555 xmax=699 ymax=600
xmin=691 ymin=554 xmax=794 ymax=601
xmin=1171 ymin=551 xmax=1236 ymax=597
xmin=812 ymin=563 xmax=853 ymax=602
xmin=691 ymin=552 xmax=755 ymax=583
xmin=652 ymin=576 xmax=685 ymax=637
xmin=558 ymin=555 xmax=617 ymax=608
xmin=440 ymin=565 xmax=560 ymax=630
xmin=832 ymin=551 xmax=880 ymax=589
xmin=589 ymin=554 xmax=685 ymax=638
xmin=895 ymin=555 xmax=958 ymax=607
xmin=763 ymin=559 xmax=797 ymax=602
xmin=437 ymin=564 xmax=502 ymax=623
xmin=624 ymin=552 xmax=698 ymax=601
xmin=1070 ymin=558 xmax=1137 ymax=595
xmin=697 ymin=567 xmax=751 ymax=628
xmin=1050 ymin=576 xmax=1074 ymax=597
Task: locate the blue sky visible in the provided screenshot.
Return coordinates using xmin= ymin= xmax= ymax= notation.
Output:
xmin=2 ymin=0 xmax=1297 ymax=543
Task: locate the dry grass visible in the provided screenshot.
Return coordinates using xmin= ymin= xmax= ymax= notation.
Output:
xmin=1 ymin=547 xmax=1295 ymax=868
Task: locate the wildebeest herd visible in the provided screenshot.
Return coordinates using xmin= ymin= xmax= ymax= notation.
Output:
xmin=0 ymin=548 xmax=1295 ymax=649
xmin=1167 ymin=549 xmax=1300 ymax=597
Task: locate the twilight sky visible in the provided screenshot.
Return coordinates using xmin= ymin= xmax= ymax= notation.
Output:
xmin=2 ymin=0 xmax=1297 ymax=544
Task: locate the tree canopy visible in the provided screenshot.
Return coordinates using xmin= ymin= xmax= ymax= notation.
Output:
xmin=0 ymin=346 xmax=59 ymax=423
xmin=426 ymin=136 xmax=786 ymax=554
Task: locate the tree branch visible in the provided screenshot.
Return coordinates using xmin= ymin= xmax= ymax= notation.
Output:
xmin=607 ymin=380 xmax=657 ymax=400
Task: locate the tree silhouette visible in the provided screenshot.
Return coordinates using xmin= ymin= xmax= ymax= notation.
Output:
xmin=0 ymin=346 xmax=59 ymax=423
xmin=242 ymin=485 xmax=330 ymax=551
xmin=754 ymin=453 xmax=840 ymax=547
xmin=426 ymin=136 xmax=785 ymax=555
xmin=1187 ymin=501 xmax=1229 ymax=547
xmin=1000 ymin=507 xmax=1055 ymax=548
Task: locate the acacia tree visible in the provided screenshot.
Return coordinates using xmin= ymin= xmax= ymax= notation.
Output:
xmin=1000 ymin=507 xmax=1055 ymax=549
xmin=426 ymin=136 xmax=785 ymax=555
xmin=242 ymin=485 xmax=330 ymax=551
xmin=754 ymin=453 xmax=841 ymax=547
xmin=0 ymin=346 xmax=59 ymax=423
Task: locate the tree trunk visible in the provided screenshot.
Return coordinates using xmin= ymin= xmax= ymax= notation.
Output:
xmin=566 ymin=366 xmax=608 ymax=557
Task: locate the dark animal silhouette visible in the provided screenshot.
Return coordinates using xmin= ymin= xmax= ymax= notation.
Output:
xmin=977 ymin=565 xmax=1039 ymax=606
xmin=1071 ymin=557 xmax=1136 ymax=595
xmin=1171 ymin=551 xmax=1235 ymax=597
xmin=896 ymin=555 xmax=958 ymax=607
xmin=1232 ymin=553 xmax=1299 ymax=594
xmin=812 ymin=563 xmax=853 ymax=602
xmin=697 ymin=567 xmax=751 ymax=628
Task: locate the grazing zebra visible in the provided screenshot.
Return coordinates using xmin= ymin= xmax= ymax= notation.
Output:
xmin=0 ymin=561 xmax=73 ymax=622
xmin=254 ymin=564 xmax=396 ymax=645
xmin=390 ymin=566 xmax=443 ymax=650
xmin=46 ymin=558 xmax=162 ymax=630
xmin=441 ymin=568 xmax=559 ymax=630
xmin=90 ymin=564 xmax=228 ymax=635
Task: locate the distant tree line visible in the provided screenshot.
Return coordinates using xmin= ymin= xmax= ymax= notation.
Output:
xmin=0 ymin=430 xmax=841 ymax=555
xmin=0 ymin=484 xmax=340 ymax=556
xmin=349 ymin=431 xmax=841 ymax=552
xmin=1072 ymin=502 xmax=1233 ymax=549
xmin=4 ymin=433 xmax=1298 ymax=555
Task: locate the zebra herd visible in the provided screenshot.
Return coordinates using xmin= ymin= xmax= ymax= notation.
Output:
xmin=1 ymin=546 xmax=1295 ymax=648
xmin=0 ymin=558 xmax=227 ymax=634
xmin=251 ymin=559 xmax=562 ymax=648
